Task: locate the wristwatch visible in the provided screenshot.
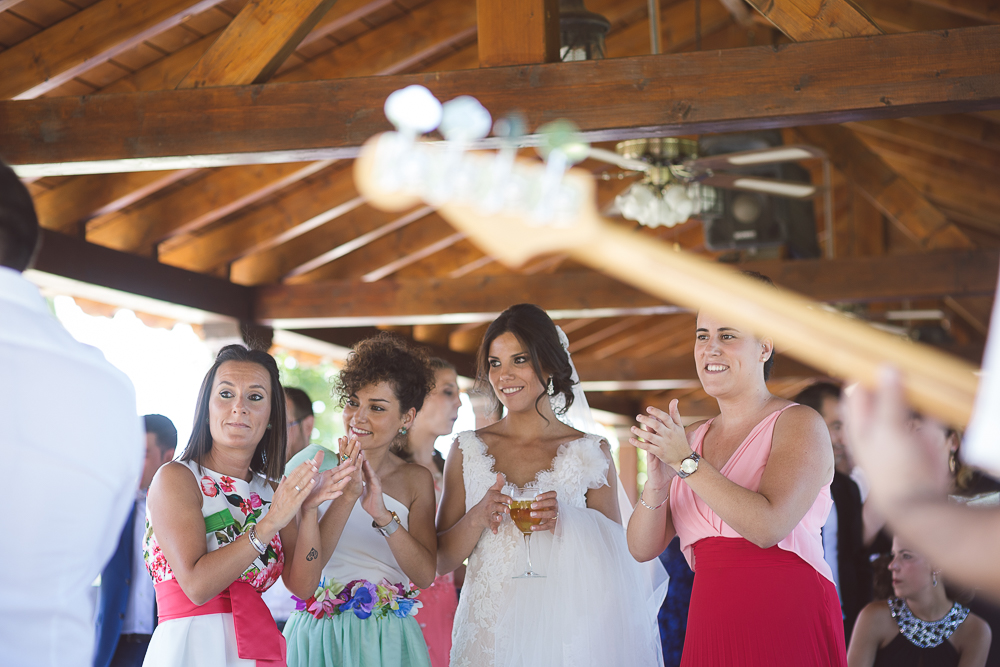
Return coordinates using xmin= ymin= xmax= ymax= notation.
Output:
xmin=373 ymin=511 xmax=402 ymax=537
xmin=676 ymin=452 xmax=701 ymax=479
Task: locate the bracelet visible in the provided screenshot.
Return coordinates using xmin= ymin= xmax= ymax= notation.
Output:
xmin=372 ymin=511 xmax=402 ymax=537
xmin=639 ymin=492 xmax=668 ymax=511
xmin=247 ymin=525 xmax=268 ymax=555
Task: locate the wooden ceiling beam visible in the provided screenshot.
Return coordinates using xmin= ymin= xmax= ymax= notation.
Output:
xmin=7 ymin=26 xmax=1000 ymax=175
xmin=733 ymin=0 xmax=883 ymax=39
xmin=254 ymin=250 xmax=1000 ymax=325
xmin=177 ymin=0 xmax=339 ymax=88
xmin=477 ymin=0 xmax=559 ymax=67
xmin=0 ymin=0 xmax=227 ymax=100
xmin=31 ymin=230 xmax=252 ymax=321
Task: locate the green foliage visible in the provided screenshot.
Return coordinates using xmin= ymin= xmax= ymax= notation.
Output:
xmin=275 ymin=353 xmax=345 ymax=450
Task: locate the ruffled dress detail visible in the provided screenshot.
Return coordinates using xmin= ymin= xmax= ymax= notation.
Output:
xmin=450 ymin=431 xmax=665 ymax=667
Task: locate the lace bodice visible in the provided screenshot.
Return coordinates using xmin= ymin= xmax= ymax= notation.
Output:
xmin=450 ymin=431 xmax=609 ymax=667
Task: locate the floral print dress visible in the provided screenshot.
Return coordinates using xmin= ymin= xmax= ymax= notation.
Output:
xmin=142 ymin=460 xmax=284 ymax=667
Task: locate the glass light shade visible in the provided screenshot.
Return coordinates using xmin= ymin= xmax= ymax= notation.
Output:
xmin=559 ymin=0 xmax=611 ymax=62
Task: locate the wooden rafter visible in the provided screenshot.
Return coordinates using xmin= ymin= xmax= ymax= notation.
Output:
xmin=176 ymin=0 xmax=339 ymax=88
xmin=0 ymin=0 xmax=227 ymax=100
xmin=6 ymin=26 xmax=1000 ymax=175
xmin=744 ymin=0 xmax=883 ymax=40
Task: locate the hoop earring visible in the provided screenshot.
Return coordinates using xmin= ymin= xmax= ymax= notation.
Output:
xmin=546 ymin=377 xmax=555 ymax=396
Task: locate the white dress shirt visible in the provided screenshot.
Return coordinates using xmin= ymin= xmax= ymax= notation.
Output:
xmin=0 ymin=267 xmax=143 ymax=667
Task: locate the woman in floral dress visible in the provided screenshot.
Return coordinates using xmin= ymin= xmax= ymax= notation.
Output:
xmin=282 ymin=333 xmax=438 ymax=667
xmin=143 ymin=344 xmax=355 ymax=667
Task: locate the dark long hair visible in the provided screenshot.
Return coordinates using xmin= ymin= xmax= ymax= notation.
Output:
xmin=179 ymin=344 xmax=286 ymax=482
xmin=475 ymin=304 xmax=575 ymax=420
xmin=393 ymin=357 xmax=455 ymax=463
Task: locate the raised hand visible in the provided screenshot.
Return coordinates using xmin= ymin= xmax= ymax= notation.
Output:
xmin=302 ymin=449 xmax=357 ymax=512
xmin=631 ymin=400 xmax=691 ymax=471
xmin=360 ymin=456 xmax=393 ymax=526
xmin=473 ymin=473 xmax=512 ymax=535
xmin=337 ymin=434 xmax=364 ymax=501
xmin=528 ymin=490 xmax=559 ymax=532
xmin=266 ymin=451 xmax=322 ymax=532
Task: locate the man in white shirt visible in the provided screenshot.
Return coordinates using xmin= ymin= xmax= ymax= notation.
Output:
xmin=0 ymin=160 xmax=144 ymax=667
xmin=94 ymin=415 xmax=177 ymax=667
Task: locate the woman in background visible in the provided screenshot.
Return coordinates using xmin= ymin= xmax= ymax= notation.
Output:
xmin=400 ymin=358 xmax=463 ymax=667
xmin=848 ymin=536 xmax=990 ymax=667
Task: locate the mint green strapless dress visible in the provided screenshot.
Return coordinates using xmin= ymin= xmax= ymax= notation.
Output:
xmin=283 ymin=446 xmax=431 ymax=667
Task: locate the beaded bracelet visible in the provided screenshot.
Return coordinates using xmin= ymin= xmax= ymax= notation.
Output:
xmin=639 ymin=493 xmax=668 ymax=510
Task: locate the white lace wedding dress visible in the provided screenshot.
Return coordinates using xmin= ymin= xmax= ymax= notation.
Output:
xmin=450 ymin=431 xmax=665 ymax=667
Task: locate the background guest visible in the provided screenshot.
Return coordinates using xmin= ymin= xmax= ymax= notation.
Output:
xmin=0 ymin=160 xmax=145 ymax=667
xmin=261 ymin=385 xmax=318 ymax=630
xmin=847 ymin=536 xmax=990 ymax=667
xmin=95 ymin=415 xmax=178 ymax=667
xmin=398 ymin=357 xmax=463 ymax=667
xmin=284 ymin=387 xmax=315 ymax=463
xmin=796 ymin=382 xmax=872 ymax=644
xmin=656 ymin=538 xmax=695 ymax=667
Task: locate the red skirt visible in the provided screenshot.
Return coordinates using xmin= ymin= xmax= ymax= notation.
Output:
xmin=681 ymin=537 xmax=847 ymax=667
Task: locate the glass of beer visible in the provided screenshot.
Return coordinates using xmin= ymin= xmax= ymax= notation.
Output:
xmin=510 ymin=486 xmax=545 ymax=579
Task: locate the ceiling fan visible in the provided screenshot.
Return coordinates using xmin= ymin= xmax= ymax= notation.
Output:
xmin=586 ymin=138 xmax=827 ymax=229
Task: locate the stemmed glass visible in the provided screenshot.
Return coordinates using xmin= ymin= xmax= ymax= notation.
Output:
xmin=509 ymin=487 xmax=545 ymax=579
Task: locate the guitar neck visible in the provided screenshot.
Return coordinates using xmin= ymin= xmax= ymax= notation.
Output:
xmin=573 ymin=216 xmax=977 ymax=428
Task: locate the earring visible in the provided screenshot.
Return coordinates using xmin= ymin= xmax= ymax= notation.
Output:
xmin=398 ymin=426 xmax=408 ymax=435
xmin=932 ymin=571 xmax=938 ymax=587
xmin=266 ymin=423 xmax=272 ymax=430
xmin=546 ymin=377 xmax=555 ymax=396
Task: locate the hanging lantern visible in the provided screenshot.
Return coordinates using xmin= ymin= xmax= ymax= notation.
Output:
xmin=559 ymin=0 xmax=611 ymax=61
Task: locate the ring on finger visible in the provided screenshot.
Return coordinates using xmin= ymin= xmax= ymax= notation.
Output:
xmin=294 ymin=485 xmax=301 ymax=492
xmin=339 ymin=453 xmax=349 ymax=463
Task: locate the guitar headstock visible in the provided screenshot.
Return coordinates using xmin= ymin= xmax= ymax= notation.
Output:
xmin=354 ymin=86 xmax=604 ymax=267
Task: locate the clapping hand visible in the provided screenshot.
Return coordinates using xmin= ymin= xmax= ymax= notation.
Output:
xmin=630 ymin=401 xmax=685 ymax=504
xmin=337 ymin=434 xmax=365 ymax=501
xmin=269 ymin=451 xmax=324 ymax=530
xmin=301 ymin=449 xmax=357 ymax=512
xmin=360 ymin=456 xmax=393 ymax=526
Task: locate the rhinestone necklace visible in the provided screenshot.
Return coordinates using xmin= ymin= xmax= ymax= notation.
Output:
xmin=888 ymin=597 xmax=969 ymax=648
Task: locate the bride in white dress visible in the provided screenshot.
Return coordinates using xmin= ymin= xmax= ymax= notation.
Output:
xmin=436 ymin=304 xmax=665 ymax=667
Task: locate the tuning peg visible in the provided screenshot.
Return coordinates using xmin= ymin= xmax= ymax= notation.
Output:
xmin=384 ymin=85 xmax=443 ymax=137
xmin=535 ymin=120 xmax=589 ymax=165
xmin=440 ymin=96 xmax=492 ymax=143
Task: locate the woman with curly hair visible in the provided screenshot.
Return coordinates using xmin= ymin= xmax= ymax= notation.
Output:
xmin=283 ymin=333 xmax=438 ymax=667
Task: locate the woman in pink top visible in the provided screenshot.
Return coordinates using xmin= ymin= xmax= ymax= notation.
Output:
xmin=626 ymin=273 xmax=846 ymax=667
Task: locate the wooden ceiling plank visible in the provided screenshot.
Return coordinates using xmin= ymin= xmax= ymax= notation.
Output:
xmin=852 ymin=128 xmax=1000 ymax=179
xmin=7 ymin=26 xmax=1000 ymax=173
xmin=794 ymin=124 xmax=974 ymax=251
xmin=477 ymin=0 xmax=558 ymax=67
xmin=33 ymin=169 xmax=196 ymax=233
xmin=255 ymin=251 xmax=1000 ymax=324
xmin=569 ymin=317 xmax=647 ymax=353
xmin=0 ymin=1 xmax=29 ymax=14
xmin=85 ymin=160 xmax=334 ymax=253
xmin=387 ymin=237 xmax=485 ymax=280
xmin=361 ymin=232 xmax=467 ymax=282
xmin=626 ymin=315 xmax=700 ymax=358
xmin=589 ymin=316 xmax=692 ymax=360
xmin=156 ymin=161 xmax=355 ymax=271
xmin=275 ymin=0 xmax=478 ymax=83
xmin=0 ymin=0 xmax=227 ymax=100
xmin=176 ymin=0 xmax=339 ymax=88
xmin=289 ymin=214 xmax=459 ymax=283
xmin=853 ymin=0 xmax=984 ymax=31
xmin=908 ymin=0 xmax=1000 ymax=22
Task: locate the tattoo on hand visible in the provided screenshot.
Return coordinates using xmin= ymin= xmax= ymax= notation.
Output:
xmin=306 ymin=548 xmax=318 ymax=561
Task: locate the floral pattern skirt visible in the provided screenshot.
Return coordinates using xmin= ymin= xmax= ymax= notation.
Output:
xmin=283 ymin=609 xmax=431 ymax=667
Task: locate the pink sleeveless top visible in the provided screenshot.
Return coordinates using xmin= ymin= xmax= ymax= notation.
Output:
xmin=669 ymin=405 xmax=834 ymax=583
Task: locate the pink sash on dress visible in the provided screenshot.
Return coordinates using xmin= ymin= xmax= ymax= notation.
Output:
xmin=156 ymin=578 xmax=287 ymax=666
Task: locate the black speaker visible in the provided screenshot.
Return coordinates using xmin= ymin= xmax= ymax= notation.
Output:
xmin=699 ymin=133 xmax=820 ymax=258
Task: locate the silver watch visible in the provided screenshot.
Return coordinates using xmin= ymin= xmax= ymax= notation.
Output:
xmin=677 ymin=452 xmax=701 ymax=479
xmin=373 ymin=511 xmax=401 ymax=537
